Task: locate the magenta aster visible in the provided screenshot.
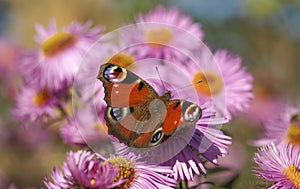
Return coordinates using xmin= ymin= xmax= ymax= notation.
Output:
xmin=101 ymin=154 xmax=176 ymax=189
xmin=253 ymin=102 xmax=300 ymax=147
xmin=44 ymin=150 xmax=124 ymax=189
xmin=213 ymin=49 xmax=254 ymax=118
xmin=254 ymin=143 xmax=300 ymax=189
xmin=12 ymin=85 xmax=58 ymax=124
xmin=22 ymin=19 xmax=104 ymax=91
xmin=180 ymin=49 xmax=253 ymax=119
xmin=121 ymin=6 xmax=204 ymax=62
xmin=45 ymin=150 xmax=176 ymax=189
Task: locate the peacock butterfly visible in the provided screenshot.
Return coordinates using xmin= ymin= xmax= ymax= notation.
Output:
xmin=97 ymin=63 xmax=202 ymax=148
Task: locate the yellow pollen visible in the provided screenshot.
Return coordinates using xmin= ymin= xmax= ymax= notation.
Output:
xmin=90 ymin=179 xmax=95 ymax=186
xmin=105 ymin=156 xmax=135 ymax=188
xmin=108 ymin=53 xmax=136 ymax=68
xmin=32 ymin=89 xmax=51 ymax=107
xmin=41 ymin=32 xmax=75 ymax=57
xmin=286 ymin=114 xmax=300 ymax=145
xmin=192 ymin=71 xmax=223 ymax=96
xmin=283 ymin=164 xmax=300 ymax=187
xmin=146 ymin=27 xmax=173 ymax=47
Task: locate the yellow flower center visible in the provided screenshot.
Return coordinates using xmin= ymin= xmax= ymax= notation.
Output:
xmin=108 ymin=53 xmax=135 ymax=68
xmin=192 ymin=71 xmax=223 ymax=96
xmin=146 ymin=27 xmax=173 ymax=47
xmin=283 ymin=164 xmax=300 ymax=187
xmin=90 ymin=178 xmax=95 ymax=186
xmin=32 ymin=89 xmax=51 ymax=107
xmin=286 ymin=114 xmax=300 ymax=145
xmin=105 ymin=156 xmax=135 ymax=188
xmin=41 ymin=32 xmax=75 ymax=57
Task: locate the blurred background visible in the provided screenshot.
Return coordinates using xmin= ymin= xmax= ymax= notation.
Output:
xmin=0 ymin=0 xmax=299 ymax=188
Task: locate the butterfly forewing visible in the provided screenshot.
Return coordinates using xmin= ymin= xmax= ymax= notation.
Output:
xmin=98 ymin=63 xmax=158 ymax=107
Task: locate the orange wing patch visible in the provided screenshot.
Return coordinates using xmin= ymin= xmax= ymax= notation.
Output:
xmin=162 ymin=101 xmax=182 ymax=135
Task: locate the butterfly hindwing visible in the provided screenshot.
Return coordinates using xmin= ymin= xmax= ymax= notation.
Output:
xmin=105 ymin=105 xmax=165 ymax=148
xmin=163 ymin=100 xmax=202 ymax=135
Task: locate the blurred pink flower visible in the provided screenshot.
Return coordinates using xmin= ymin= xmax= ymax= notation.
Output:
xmin=122 ymin=6 xmax=204 ymax=62
xmin=12 ymin=85 xmax=59 ymax=124
xmin=252 ymin=102 xmax=300 ymax=147
xmin=21 ymin=19 xmax=104 ymax=91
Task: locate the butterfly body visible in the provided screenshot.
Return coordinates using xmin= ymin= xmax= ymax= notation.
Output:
xmin=98 ymin=63 xmax=202 ymax=148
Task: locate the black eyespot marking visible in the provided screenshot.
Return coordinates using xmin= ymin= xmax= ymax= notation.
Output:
xmin=103 ymin=65 xmax=114 ymax=80
xmin=173 ymin=101 xmax=181 ymax=109
xmin=138 ymin=81 xmax=144 ymax=91
xmin=109 ymin=107 xmax=118 ymax=120
xmin=129 ymin=107 xmax=134 ymax=113
xmin=114 ymin=66 xmax=122 ymax=73
xmin=151 ymin=130 xmax=163 ymax=143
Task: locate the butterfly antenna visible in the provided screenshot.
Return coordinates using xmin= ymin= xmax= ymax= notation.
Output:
xmin=171 ymin=80 xmax=203 ymax=93
xmin=155 ymin=66 xmax=167 ymax=92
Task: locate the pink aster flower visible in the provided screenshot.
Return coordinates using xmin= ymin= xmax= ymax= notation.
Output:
xmin=253 ymin=102 xmax=300 ymax=147
xmin=44 ymin=150 xmax=124 ymax=189
xmin=254 ymin=143 xmax=300 ymax=189
xmin=45 ymin=150 xmax=176 ymax=189
xmin=121 ymin=6 xmax=204 ymax=62
xmin=12 ymin=85 xmax=58 ymax=124
xmin=114 ymin=101 xmax=231 ymax=181
xmin=213 ymin=49 xmax=254 ymax=118
xmin=179 ymin=48 xmax=253 ymax=120
xmin=22 ymin=19 xmax=104 ymax=91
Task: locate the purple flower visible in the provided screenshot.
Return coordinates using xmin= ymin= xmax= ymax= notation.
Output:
xmin=21 ymin=19 xmax=104 ymax=91
xmin=45 ymin=150 xmax=176 ymax=189
xmin=12 ymin=85 xmax=58 ymax=124
xmin=136 ymin=6 xmax=203 ymax=39
xmin=103 ymin=153 xmax=176 ymax=189
xmin=213 ymin=49 xmax=254 ymax=118
xmin=122 ymin=6 xmax=204 ymax=62
xmin=45 ymin=150 xmax=124 ymax=189
xmin=114 ymin=102 xmax=231 ymax=181
xmin=253 ymin=102 xmax=300 ymax=147
xmin=254 ymin=143 xmax=300 ymax=189
xmin=179 ymin=49 xmax=254 ymax=119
